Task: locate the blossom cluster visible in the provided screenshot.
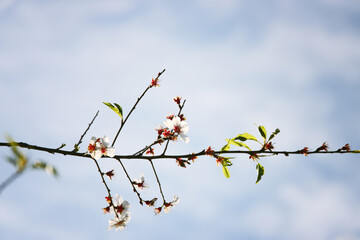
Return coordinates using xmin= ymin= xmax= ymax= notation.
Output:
xmin=156 ymin=115 xmax=189 ymax=143
xmin=87 ymin=136 xmax=115 ymax=160
xmin=154 ymin=196 xmax=180 ymax=215
xmin=105 ymin=194 xmax=131 ymax=231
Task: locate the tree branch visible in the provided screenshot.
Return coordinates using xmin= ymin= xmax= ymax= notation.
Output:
xmin=1 ymin=141 xmax=357 ymax=161
xmin=111 ymin=69 xmax=166 ymax=147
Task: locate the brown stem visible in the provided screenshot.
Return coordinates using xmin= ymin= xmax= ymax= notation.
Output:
xmin=0 ymin=141 xmax=358 ymax=160
xmin=149 ymin=159 xmax=166 ymax=203
xmin=112 ymin=69 xmax=166 ymax=147
xmin=114 ymin=157 xmax=144 ymax=205
xmin=162 ymin=100 xmax=187 ymax=155
xmin=92 ymin=158 xmax=119 ymax=218
xmin=73 ymin=110 xmax=99 ymax=151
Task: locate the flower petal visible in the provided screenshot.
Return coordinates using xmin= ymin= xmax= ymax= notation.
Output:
xmin=163 ymin=119 xmax=174 ymax=130
xmin=106 ymin=147 xmax=115 ymax=157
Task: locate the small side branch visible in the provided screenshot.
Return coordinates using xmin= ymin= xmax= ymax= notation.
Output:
xmin=162 ymin=100 xmax=186 ymax=155
xmin=73 ymin=110 xmax=100 ymax=151
xmin=115 ymin=157 xmax=144 ymax=205
xmin=149 ymin=159 xmax=166 ymax=203
xmin=92 ymin=158 xmax=119 ymax=218
xmin=112 ymin=69 xmax=166 ymax=147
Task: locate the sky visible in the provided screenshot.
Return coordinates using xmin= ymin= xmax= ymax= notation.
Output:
xmin=0 ymin=0 xmax=360 ymax=239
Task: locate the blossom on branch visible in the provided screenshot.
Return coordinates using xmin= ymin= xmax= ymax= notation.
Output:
xmin=173 ymin=96 xmax=182 ymax=105
xmin=166 ymin=114 xmax=175 ymax=120
xmin=107 ymin=213 xmax=131 ymax=231
xmin=179 ymin=113 xmax=186 ymax=121
xmin=188 ymin=154 xmax=197 ymax=162
xmin=164 ymin=196 xmax=180 ymax=213
xmin=154 ymin=207 xmax=162 ymax=215
xmin=176 ymin=158 xmax=190 ymax=168
xmin=205 ymin=146 xmax=215 ymax=156
xmin=132 ymin=173 xmax=147 ymax=189
xmin=111 ymin=194 xmax=130 ymax=216
xmin=105 ymin=170 xmax=115 ymax=180
xmin=146 ymin=147 xmax=155 ymax=155
xmin=341 ymin=143 xmax=351 ymax=152
xmin=150 ymin=78 xmax=160 ymax=87
xmin=144 ymin=198 xmax=158 ymax=207
xmin=265 ymin=142 xmax=274 ymax=151
xmin=87 ymin=136 xmax=115 ymax=160
xmin=103 ymin=206 xmax=111 ymax=214
xmin=163 ymin=116 xmax=189 ymax=143
xmin=299 ymin=147 xmax=309 ymax=156
xmin=316 ymin=142 xmax=328 ymax=152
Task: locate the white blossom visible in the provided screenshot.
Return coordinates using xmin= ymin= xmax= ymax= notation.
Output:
xmin=164 ymin=195 xmax=180 ymax=213
xmin=163 ymin=116 xmax=189 ymax=143
xmin=110 ymin=194 xmax=130 ymax=216
xmin=107 ymin=213 xmax=130 ymax=231
xmin=87 ymin=136 xmax=115 ymax=160
xmin=132 ymin=173 xmax=147 ymax=189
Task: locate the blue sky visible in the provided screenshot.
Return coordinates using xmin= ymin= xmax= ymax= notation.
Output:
xmin=1 ymin=0 xmax=360 ymax=239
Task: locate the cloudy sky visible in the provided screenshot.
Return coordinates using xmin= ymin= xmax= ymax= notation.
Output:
xmin=1 ymin=0 xmax=360 ymax=239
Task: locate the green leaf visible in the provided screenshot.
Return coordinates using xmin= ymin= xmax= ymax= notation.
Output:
xmin=353 ymin=150 xmax=360 ymax=153
xmin=234 ymin=133 xmax=258 ymax=142
xmin=256 ymin=163 xmax=265 ymax=184
xmin=228 ymin=139 xmax=252 ymax=151
xmin=221 ymin=142 xmax=231 ymax=151
xmin=221 ymin=157 xmax=233 ymax=167
xmin=32 ymin=161 xmax=47 ymax=169
xmin=113 ymin=103 xmax=123 ymax=118
xmin=269 ymin=128 xmax=280 ymax=141
xmin=222 ymin=166 xmax=230 ymax=178
xmin=259 ymin=126 xmax=267 ymax=140
xmin=6 ymin=136 xmax=28 ymax=172
xmin=32 ymin=161 xmax=59 ymax=177
xmin=73 ymin=144 xmax=80 ymax=152
xmin=103 ymin=102 xmax=123 ymax=119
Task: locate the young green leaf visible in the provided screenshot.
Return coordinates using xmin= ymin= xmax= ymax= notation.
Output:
xmin=228 ymin=139 xmax=252 ymax=151
xmin=269 ymin=128 xmax=280 ymax=141
xmin=256 ymin=163 xmax=265 ymax=184
xmin=32 ymin=161 xmax=59 ymax=177
xmin=73 ymin=144 xmax=80 ymax=152
xmin=258 ymin=126 xmax=267 ymax=140
xmin=113 ymin=103 xmax=123 ymax=118
xmin=221 ymin=157 xmax=233 ymax=167
xmin=103 ymin=102 xmax=123 ymax=120
xmin=234 ymin=133 xmax=258 ymax=142
xmin=222 ymin=166 xmax=230 ymax=178
xmin=221 ymin=142 xmax=231 ymax=151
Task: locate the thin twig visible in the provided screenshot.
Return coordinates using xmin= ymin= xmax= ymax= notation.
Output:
xmin=115 ymin=157 xmax=144 ymax=205
xmin=73 ymin=110 xmax=99 ymax=151
xmin=92 ymin=158 xmax=119 ymax=218
xmin=112 ymin=69 xmax=166 ymax=147
xmin=149 ymin=159 xmax=166 ymax=203
xmin=134 ymin=137 xmax=166 ymax=156
xmin=162 ymin=100 xmax=186 ymax=155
